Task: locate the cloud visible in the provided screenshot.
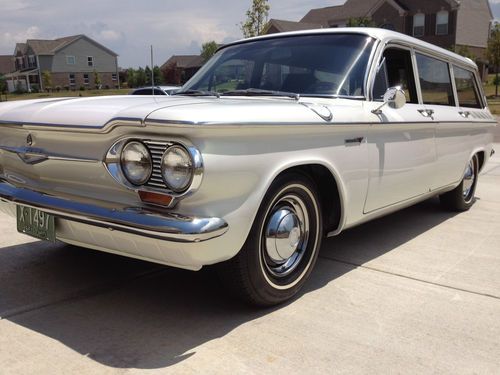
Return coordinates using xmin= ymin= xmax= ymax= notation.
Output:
xmin=0 ymin=26 xmax=42 ymax=52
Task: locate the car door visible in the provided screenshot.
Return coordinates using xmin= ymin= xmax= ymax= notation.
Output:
xmin=414 ymin=52 xmax=473 ymax=190
xmin=364 ymin=45 xmax=437 ymax=213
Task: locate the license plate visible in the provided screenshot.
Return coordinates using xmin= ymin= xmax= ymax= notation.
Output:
xmin=16 ymin=205 xmax=56 ymax=242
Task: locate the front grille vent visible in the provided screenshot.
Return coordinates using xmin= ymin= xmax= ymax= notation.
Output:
xmin=143 ymin=140 xmax=173 ymax=190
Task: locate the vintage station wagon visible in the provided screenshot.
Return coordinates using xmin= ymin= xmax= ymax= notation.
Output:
xmin=0 ymin=29 xmax=495 ymax=305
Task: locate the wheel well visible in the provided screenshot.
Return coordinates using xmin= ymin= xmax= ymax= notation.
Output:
xmin=476 ymin=151 xmax=485 ymax=172
xmin=276 ymin=164 xmax=342 ymax=235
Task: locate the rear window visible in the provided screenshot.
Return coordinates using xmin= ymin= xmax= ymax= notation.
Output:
xmin=416 ymin=53 xmax=454 ymax=106
xmin=453 ymin=66 xmax=482 ymax=109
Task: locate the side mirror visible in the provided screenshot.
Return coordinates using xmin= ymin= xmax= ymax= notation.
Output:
xmin=372 ymin=86 xmax=406 ymax=114
xmin=384 ymin=86 xmax=406 ymax=109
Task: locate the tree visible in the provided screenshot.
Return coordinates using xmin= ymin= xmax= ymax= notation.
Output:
xmin=135 ymin=67 xmax=147 ymax=87
xmin=153 ymin=65 xmax=164 ymax=85
xmin=145 ymin=65 xmax=152 ymax=86
xmin=487 ymin=23 xmax=500 ymax=97
xmin=93 ymin=69 xmax=101 ymax=89
xmin=240 ymin=0 xmax=270 ymax=38
xmin=346 ymin=17 xmax=376 ymax=27
xmin=42 ymin=70 xmax=52 ymax=92
xmin=451 ymin=45 xmax=475 ymax=60
xmin=201 ymin=41 xmax=218 ymax=62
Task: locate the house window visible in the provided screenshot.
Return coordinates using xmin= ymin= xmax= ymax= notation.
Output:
xmin=69 ymin=73 xmax=75 ymax=86
xmin=87 ymin=56 xmax=94 ymax=67
xmin=436 ymin=11 xmax=449 ymax=35
xmin=112 ymin=73 xmax=117 ymax=81
xmin=66 ymin=55 xmax=76 ymax=65
xmin=413 ymin=13 xmax=425 ymax=37
xmin=83 ymin=73 xmax=89 ymax=85
xmin=28 ymin=55 xmax=36 ymax=67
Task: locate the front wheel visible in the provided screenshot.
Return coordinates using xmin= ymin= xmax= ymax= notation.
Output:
xmin=218 ymin=172 xmax=323 ymax=306
xmin=440 ymin=154 xmax=479 ymax=211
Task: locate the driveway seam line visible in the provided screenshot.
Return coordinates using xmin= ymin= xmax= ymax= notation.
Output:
xmin=319 ymin=255 xmax=500 ymax=301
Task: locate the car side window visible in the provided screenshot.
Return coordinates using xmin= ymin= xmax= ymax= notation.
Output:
xmin=416 ymin=53 xmax=455 ymax=106
xmin=373 ymin=48 xmax=418 ymax=103
xmin=453 ymin=66 xmax=482 ymax=109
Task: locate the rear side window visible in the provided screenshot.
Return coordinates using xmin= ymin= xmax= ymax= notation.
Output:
xmin=453 ymin=66 xmax=482 ymax=108
xmin=416 ymin=53 xmax=454 ymax=106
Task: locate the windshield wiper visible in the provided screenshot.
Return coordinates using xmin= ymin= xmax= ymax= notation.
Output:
xmin=222 ymin=88 xmax=300 ymax=100
xmin=173 ymin=89 xmax=220 ymax=98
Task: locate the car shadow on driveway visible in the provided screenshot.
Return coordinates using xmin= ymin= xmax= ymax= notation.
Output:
xmin=0 ymin=197 xmax=458 ymax=369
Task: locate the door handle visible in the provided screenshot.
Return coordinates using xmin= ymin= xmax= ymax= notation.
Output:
xmin=459 ymin=111 xmax=471 ymax=118
xmin=345 ymin=137 xmax=365 ymax=145
xmin=418 ymin=109 xmax=434 ymax=118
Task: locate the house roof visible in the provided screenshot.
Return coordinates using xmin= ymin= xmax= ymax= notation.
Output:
xmin=0 ymin=55 xmax=15 ymax=75
xmin=161 ymin=55 xmax=204 ymax=69
xmin=264 ymin=19 xmax=323 ymax=34
xmin=14 ymin=35 xmax=118 ymax=56
xmin=301 ymin=0 xmax=389 ymax=25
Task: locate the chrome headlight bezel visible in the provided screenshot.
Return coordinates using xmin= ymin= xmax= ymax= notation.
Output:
xmin=161 ymin=145 xmax=194 ymax=193
xmin=104 ymin=137 xmax=204 ymax=203
xmin=119 ymin=141 xmax=153 ymax=186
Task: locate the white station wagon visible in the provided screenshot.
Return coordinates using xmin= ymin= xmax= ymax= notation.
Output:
xmin=0 ymin=29 xmax=495 ymax=305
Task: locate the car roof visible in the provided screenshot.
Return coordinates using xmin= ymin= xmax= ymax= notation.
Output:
xmin=222 ymin=27 xmax=477 ymax=70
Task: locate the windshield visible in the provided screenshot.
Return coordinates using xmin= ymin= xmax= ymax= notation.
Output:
xmin=181 ymin=34 xmax=375 ymax=98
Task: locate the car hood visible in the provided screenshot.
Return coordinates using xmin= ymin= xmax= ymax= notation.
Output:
xmin=0 ymin=95 xmax=363 ymax=129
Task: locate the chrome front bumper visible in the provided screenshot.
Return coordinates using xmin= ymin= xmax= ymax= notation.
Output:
xmin=0 ymin=180 xmax=228 ymax=243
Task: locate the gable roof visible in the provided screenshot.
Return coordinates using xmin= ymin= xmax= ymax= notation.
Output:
xmin=264 ymin=19 xmax=323 ymax=34
xmin=0 ymin=55 xmax=15 ymax=75
xmin=161 ymin=55 xmax=204 ymax=69
xmin=13 ymin=35 xmax=118 ymax=56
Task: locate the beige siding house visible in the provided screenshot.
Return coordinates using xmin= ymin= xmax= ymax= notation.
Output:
xmin=6 ymin=34 xmax=119 ymax=92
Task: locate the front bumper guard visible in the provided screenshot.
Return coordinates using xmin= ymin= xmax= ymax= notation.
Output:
xmin=0 ymin=180 xmax=228 ymax=243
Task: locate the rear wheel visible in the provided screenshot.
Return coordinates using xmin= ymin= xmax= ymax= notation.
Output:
xmin=218 ymin=172 xmax=323 ymax=306
xmin=440 ymin=154 xmax=478 ymax=211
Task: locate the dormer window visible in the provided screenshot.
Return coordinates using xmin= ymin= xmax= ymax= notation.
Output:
xmin=436 ymin=10 xmax=449 ymax=35
xmin=413 ymin=13 xmax=425 ymax=37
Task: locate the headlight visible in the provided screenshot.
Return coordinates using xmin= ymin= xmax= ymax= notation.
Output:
xmin=120 ymin=141 xmax=152 ymax=186
xmin=161 ymin=145 xmax=193 ymax=193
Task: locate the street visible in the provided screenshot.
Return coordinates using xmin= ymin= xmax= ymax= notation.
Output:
xmin=0 ymin=142 xmax=499 ymax=374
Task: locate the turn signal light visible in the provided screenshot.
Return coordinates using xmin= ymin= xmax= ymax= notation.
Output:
xmin=139 ymin=191 xmax=173 ymax=206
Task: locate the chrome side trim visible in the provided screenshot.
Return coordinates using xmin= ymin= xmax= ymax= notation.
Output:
xmin=0 ymin=179 xmax=228 ymax=243
xmin=0 ymin=145 xmax=99 ymax=164
xmin=0 ymin=117 xmax=144 ymax=133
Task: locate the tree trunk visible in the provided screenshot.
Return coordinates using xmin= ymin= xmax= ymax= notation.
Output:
xmin=496 ymin=65 xmax=499 ymax=97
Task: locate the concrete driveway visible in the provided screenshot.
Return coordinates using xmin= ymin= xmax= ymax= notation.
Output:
xmin=1 ymin=143 xmax=499 ymax=374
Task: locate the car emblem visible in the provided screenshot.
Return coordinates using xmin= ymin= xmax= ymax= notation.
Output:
xmin=27 ymin=134 xmax=33 ymax=146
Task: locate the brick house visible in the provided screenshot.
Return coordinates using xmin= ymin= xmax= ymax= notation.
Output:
xmin=0 ymin=55 xmax=15 ymax=75
xmin=265 ymin=0 xmax=493 ymax=79
xmin=5 ymin=34 xmax=119 ymax=92
xmin=160 ymin=55 xmax=205 ymax=84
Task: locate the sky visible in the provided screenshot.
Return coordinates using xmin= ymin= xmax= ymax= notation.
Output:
xmin=1 ymin=0 xmax=499 ymax=69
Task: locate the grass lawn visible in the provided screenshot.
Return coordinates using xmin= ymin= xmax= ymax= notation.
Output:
xmin=0 ymin=88 xmax=130 ymax=102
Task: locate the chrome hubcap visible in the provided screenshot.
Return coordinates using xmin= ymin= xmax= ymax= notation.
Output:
xmin=462 ymin=159 xmax=476 ymax=202
xmin=263 ymin=195 xmax=309 ymax=277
